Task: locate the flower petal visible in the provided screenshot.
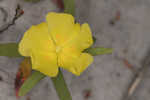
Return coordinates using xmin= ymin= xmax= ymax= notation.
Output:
xmin=31 ymin=51 xmax=58 ymax=77
xmin=57 ymin=23 xmax=93 ymax=75
xmin=58 ymin=52 xmax=93 ymax=76
xmin=46 ymin=12 xmax=76 ymax=46
xmin=63 ymin=23 xmax=93 ymax=52
xmin=19 ymin=22 xmax=55 ymax=56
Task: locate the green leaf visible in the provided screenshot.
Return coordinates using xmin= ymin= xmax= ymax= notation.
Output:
xmin=18 ymin=70 xmax=72 ymax=100
xmin=0 ymin=43 xmax=21 ymax=57
xmin=63 ymin=0 xmax=75 ymax=16
xmin=18 ymin=71 xmax=45 ymax=96
xmin=24 ymin=0 xmax=41 ymax=2
xmin=84 ymin=47 xmax=113 ymax=56
xmin=51 ymin=69 xmax=72 ymax=100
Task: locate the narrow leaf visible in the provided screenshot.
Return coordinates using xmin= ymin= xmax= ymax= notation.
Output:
xmin=51 ymin=69 xmax=72 ymax=100
xmin=24 ymin=0 xmax=41 ymax=2
xmin=0 ymin=43 xmax=21 ymax=57
xmin=18 ymin=71 xmax=45 ymax=96
xmin=63 ymin=0 xmax=75 ymax=16
xmin=84 ymin=47 xmax=113 ymax=56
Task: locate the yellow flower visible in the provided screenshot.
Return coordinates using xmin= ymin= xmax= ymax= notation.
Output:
xmin=19 ymin=12 xmax=93 ymax=77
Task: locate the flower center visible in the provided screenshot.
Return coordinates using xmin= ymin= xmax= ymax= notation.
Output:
xmin=56 ymin=46 xmax=61 ymax=53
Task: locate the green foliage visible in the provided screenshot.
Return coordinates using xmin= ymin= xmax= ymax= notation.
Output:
xmin=19 ymin=70 xmax=72 ymax=100
xmin=63 ymin=0 xmax=75 ymax=16
xmin=0 ymin=43 xmax=21 ymax=57
xmin=84 ymin=47 xmax=113 ymax=56
xmin=24 ymin=0 xmax=41 ymax=2
xmin=19 ymin=71 xmax=45 ymax=96
xmin=51 ymin=70 xmax=72 ymax=100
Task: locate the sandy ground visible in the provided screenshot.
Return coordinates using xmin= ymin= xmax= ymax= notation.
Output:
xmin=0 ymin=0 xmax=150 ymax=100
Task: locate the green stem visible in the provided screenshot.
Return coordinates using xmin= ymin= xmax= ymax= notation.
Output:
xmin=51 ymin=69 xmax=72 ymax=100
xmin=63 ymin=0 xmax=75 ymax=16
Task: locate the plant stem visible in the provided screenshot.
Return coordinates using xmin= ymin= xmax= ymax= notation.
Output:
xmin=63 ymin=0 xmax=75 ymax=16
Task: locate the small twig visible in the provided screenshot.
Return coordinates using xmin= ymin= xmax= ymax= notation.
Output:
xmin=122 ymin=70 xmax=143 ymax=100
xmin=123 ymin=58 xmax=136 ymax=73
xmin=122 ymin=51 xmax=150 ymax=100
xmin=0 ymin=4 xmax=24 ymax=33
xmin=109 ymin=11 xmax=121 ymax=25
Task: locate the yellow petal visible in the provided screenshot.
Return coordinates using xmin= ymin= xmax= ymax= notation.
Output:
xmin=65 ymin=24 xmax=93 ymax=51
xmin=62 ymin=23 xmax=93 ymax=55
xmin=57 ymin=23 xmax=93 ymax=76
xmin=19 ymin=22 xmax=55 ymax=56
xmin=31 ymin=51 xmax=58 ymax=77
xmin=58 ymin=52 xmax=93 ymax=76
xmin=46 ymin=12 xmax=76 ymax=46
